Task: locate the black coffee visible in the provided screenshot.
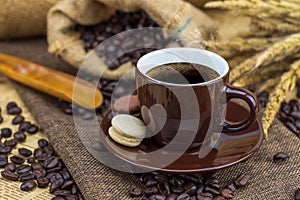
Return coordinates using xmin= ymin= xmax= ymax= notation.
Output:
xmin=146 ymin=62 xmax=219 ymax=84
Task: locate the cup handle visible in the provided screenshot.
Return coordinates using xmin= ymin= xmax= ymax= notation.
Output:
xmin=222 ymin=84 xmax=259 ymax=133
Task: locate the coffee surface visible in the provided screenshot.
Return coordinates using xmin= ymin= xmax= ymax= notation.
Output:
xmin=146 ymin=62 xmax=219 ymax=84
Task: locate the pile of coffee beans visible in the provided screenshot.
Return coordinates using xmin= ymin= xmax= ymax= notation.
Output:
xmin=278 ymin=99 xmax=300 ymax=137
xmin=0 ymin=101 xmax=84 ymax=200
xmin=129 ymin=172 xmax=251 ymax=200
xmin=76 ymin=10 xmax=166 ymax=69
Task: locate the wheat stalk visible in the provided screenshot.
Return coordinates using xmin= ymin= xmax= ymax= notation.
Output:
xmin=262 ymin=60 xmax=300 ymax=138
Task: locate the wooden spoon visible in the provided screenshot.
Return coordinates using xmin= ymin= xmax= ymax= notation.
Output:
xmin=0 ymin=53 xmax=103 ymax=109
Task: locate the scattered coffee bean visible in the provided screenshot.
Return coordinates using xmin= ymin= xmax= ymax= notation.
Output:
xmin=14 ymin=131 xmax=27 ymax=142
xmin=7 ymin=106 xmax=22 ymax=115
xmin=33 ymin=168 xmax=47 ymax=179
xmin=279 ymin=99 xmax=300 ymax=137
xmin=10 ymin=155 xmax=25 ymax=165
xmin=176 ymin=193 xmax=190 ymax=200
xmin=61 ymin=180 xmax=74 ymax=190
xmin=37 ymin=177 xmax=50 ymax=188
xmin=197 ymin=192 xmax=213 ymax=200
xmin=18 ymin=147 xmax=33 ymax=157
xmin=52 ymin=197 xmax=66 ymax=200
xmin=38 ymin=138 xmax=49 ymax=148
xmin=0 ymin=115 xmax=3 ymax=124
xmin=6 ymin=101 xmax=17 ymax=110
xmin=149 ymin=194 xmax=166 ymax=200
xmin=226 ymin=183 xmax=236 ymax=192
xmin=234 ymin=174 xmax=250 ymax=188
xmin=273 ymin=152 xmax=290 ymax=163
xmin=20 ymin=180 xmax=37 ymax=191
xmin=26 ymin=124 xmax=39 ymax=134
xmin=213 ymin=196 xmax=225 ymax=200
xmin=1 ymin=128 xmax=12 ymax=137
xmin=5 ymin=163 xmax=16 ymax=172
xmin=4 ymin=139 xmax=18 ymax=147
xmin=27 ymin=157 xmax=35 ymax=163
xmin=54 ymin=190 xmax=72 ymax=196
xmin=12 ymin=115 xmax=25 ymax=124
xmin=129 ymin=185 xmax=142 ymax=197
xmin=295 ymin=188 xmax=300 ymax=200
xmin=0 ymin=145 xmax=12 ymax=154
xmin=61 ymin=168 xmax=71 ymax=180
xmin=166 ymin=193 xmax=177 ymax=200
xmin=16 ymin=165 xmax=32 ymax=174
xmin=65 ymin=195 xmax=79 ymax=200
xmin=19 ymin=172 xmax=35 ymax=181
xmin=19 ymin=121 xmax=31 ymax=131
xmin=50 ymin=178 xmax=64 ymax=193
xmin=1 ymin=170 xmax=19 ymax=181
xmin=0 ymin=154 xmax=8 ymax=168
xmin=221 ymin=188 xmax=234 ymax=199
xmin=43 ymin=156 xmax=59 ymax=169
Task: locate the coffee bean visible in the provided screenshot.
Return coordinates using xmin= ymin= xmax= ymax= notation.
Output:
xmin=166 ymin=194 xmax=177 ymax=200
xmin=7 ymin=106 xmax=22 ymax=115
xmin=7 ymin=101 xmax=17 ymax=110
xmin=155 ymin=174 xmax=168 ymax=183
xmin=31 ymin=162 xmax=44 ymax=170
xmin=61 ymin=180 xmax=74 ymax=190
xmin=34 ymin=169 xmax=47 ymax=179
xmin=176 ymin=193 xmax=189 ymax=200
xmin=12 ymin=115 xmax=25 ymax=124
xmin=47 ymin=172 xmax=63 ymax=183
xmin=170 ymin=177 xmax=185 ymax=187
xmin=145 ymin=187 xmax=159 ymax=196
xmin=129 ymin=185 xmax=142 ymax=197
xmin=5 ymin=163 xmax=16 ymax=172
xmin=146 ymin=179 xmax=158 ymax=187
xmin=221 ymin=188 xmax=234 ymax=199
xmin=27 ymin=157 xmax=35 ymax=163
xmin=43 ymin=156 xmax=59 ymax=169
xmin=19 ymin=172 xmax=35 ymax=181
xmin=54 ymin=190 xmax=72 ymax=196
xmin=196 ymin=185 xmax=205 ymax=196
xmin=65 ymin=195 xmax=78 ymax=200
xmin=18 ymin=147 xmax=33 ymax=157
xmin=52 ymin=197 xmax=66 ymax=200
xmin=10 ymin=155 xmax=25 ymax=164
xmin=204 ymin=186 xmax=220 ymax=196
xmin=1 ymin=170 xmax=19 ymax=181
xmin=50 ymin=178 xmax=64 ymax=193
xmin=71 ymin=185 xmax=78 ymax=195
xmin=34 ymin=148 xmax=44 ymax=158
xmin=295 ymin=188 xmax=300 ymax=200
xmin=148 ymin=194 xmax=166 ymax=200
xmin=20 ymin=180 xmax=37 ymax=191
xmin=273 ymin=152 xmax=289 ymax=163
xmin=158 ymin=182 xmax=170 ymax=196
xmin=170 ymin=185 xmax=184 ymax=194
xmin=26 ymin=124 xmax=39 ymax=134
xmin=61 ymin=168 xmax=71 ymax=180
xmin=14 ymin=131 xmax=26 ymax=142
xmin=4 ymin=139 xmax=18 ymax=147
xmin=234 ymin=174 xmax=250 ymax=188
xmin=0 ymin=145 xmax=12 ymax=154
xmin=184 ymin=183 xmax=197 ymax=196
xmin=213 ymin=196 xmax=225 ymax=200
xmin=197 ymin=192 xmax=213 ymax=200
xmin=226 ymin=183 xmax=236 ymax=192
xmin=0 ymin=115 xmax=3 ymax=124
xmin=16 ymin=165 xmax=32 ymax=174
xmin=38 ymin=139 xmax=49 ymax=148
xmin=1 ymin=128 xmax=12 ymax=137
xmin=19 ymin=121 xmax=31 ymax=131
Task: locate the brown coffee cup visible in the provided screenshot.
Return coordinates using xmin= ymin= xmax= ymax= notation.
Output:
xmin=136 ymin=48 xmax=259 ymax=151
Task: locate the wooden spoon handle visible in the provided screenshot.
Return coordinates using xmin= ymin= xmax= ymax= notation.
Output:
xmin=0 ymin=53 xmax=103 ymax=109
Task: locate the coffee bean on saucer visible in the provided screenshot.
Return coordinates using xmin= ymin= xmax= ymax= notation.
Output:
xmin=7 ymin=106 xmax=22 ymax=115
xmin=5 ymin=163 xmax=17 ymax=172
xmin=295 ymin=188 xmax=300 ymax=200
xmin=0 ymin=154 xmax=8 ymax=168
xmin=1 ymin=128 xmax=12 ymax=137
xmin=273 ymin=152 xmax=289 ymax=163
xmin=18 ymin=147 xmax=33 ymax=157
xmin=20 ymin=180 xmax=37 ymax=191
xmin=10 ymin=155 xmax=25 ymax=165
xmin=1 ymin=170 xmax=19 ymax=181
xmin=14 ymin=131 xmax=27 ymax=142
xmin=12 ymin=115 xmax=25 ymax=124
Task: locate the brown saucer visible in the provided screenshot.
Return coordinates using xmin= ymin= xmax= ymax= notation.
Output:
xmin=99 ymin=101 xmax=264 ymax=173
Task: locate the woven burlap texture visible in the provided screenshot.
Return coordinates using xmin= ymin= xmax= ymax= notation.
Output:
xmin=0 ymin=0 xmax=58 ymax=39
xmin=47 ymin=0 xmax=214 ymax=80
xmin=13 ymin=81 xmax=299 ymax=200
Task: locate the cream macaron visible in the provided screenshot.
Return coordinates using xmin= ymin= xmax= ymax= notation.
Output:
xmin=109 ymin=114 xmax=146 ymax=147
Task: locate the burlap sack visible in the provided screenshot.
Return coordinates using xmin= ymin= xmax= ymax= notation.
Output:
xmin=0 ymin=0 xmax=58 ymax=39
xmin=47 ymin=0 xmax=215 ymax=80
